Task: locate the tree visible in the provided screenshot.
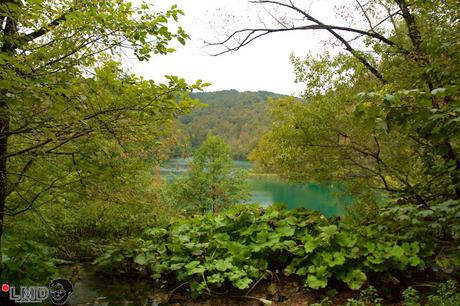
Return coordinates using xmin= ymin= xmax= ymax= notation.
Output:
xmin=0 ymin=0 xmax=206 ymax=272
xmin=210 ymin=0 xmax=459 ymax=207
xmin=165 ymin=135 xmax=249 ymax=214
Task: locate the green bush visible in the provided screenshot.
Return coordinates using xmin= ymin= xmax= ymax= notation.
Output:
xmin=378 ymin=200 xmax=460 ymax=271
xmin=402 ymin=281 xmax=460 ymax=306
xmin=7 ymin=197 xmax=175 ymax=260
xmin=94 ymin=205 xmax=424 ymax=297
xmin=346 ymin=286 xmax=384 ymax=306
xmin=428 ymin=280 xmax=460 ymax=306
xmin=1 ymin=238 xmax=59 ymax=285
xmin=402 ymin=286 xmax=420 ymax=306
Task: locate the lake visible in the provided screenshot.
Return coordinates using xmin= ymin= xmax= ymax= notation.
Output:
xmin=160 ymin=159 xmax=348 ymax=216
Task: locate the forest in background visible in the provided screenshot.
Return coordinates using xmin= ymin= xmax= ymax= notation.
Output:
xmin=171 ymin=90 xmax=284 ymax=160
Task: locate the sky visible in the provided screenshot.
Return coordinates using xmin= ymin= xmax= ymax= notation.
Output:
xmin=127 ymin=0 xmax=345 ymax=96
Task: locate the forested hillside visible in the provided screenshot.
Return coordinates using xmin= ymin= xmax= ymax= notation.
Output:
xmin=171 ymin=90 xmax=285 ymax=159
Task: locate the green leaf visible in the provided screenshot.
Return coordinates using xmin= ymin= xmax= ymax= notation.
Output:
xmin=341 ymin=269 xmax=367 ymax=290
xmin=214 ymin=259 xmax=233 ymax=272
xmin=329 ymin=252 xmax=346 ymax=267
xmin=276 ymin=225 xmax=295 ymax=236
xmin=306 ymin=274 xmax=328 ymax=289
xmin=185 ymin=261 xmax=205 ymax=274
xmin=207 ymin=273 xmax=225 ymax=285
xmin=234 ymin=277 xmax=253 ymax=289
xmin=391 ymin=245 xmax=405 ymax=259
xmin=336 ymin=231 xmax=357 ymax=248
xmin=416 ymin=210 xmax=434 ymax=218
xmin=134 ymin=254 xmax=147 ymax=265
xmin=304 ymin=236 xmax=320 ymax=253
xmin=383 ymin=94 xmax=396 ymax=103
xmin=296 ymin=266 xmax=307 ymax=276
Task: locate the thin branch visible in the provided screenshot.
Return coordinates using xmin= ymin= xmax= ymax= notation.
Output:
xmin=6 ymin=157 xmax=34 ymax=196
xmin=209 ymin=23 xmax=399 ymax=50
xmin=378 ymin=0 xmax=399 ymax=31
xmin=5 ymin=176 xmax=63 ymax=216
xmin=259 ymin=0 xmax=387 ymax=82
xmin=355 ymin=0 xmax=373 ymax=30
xmin=346 ymin=11 xmax=401 ymax=44
xmin=259 ymin=3 xmax=288 ymax=29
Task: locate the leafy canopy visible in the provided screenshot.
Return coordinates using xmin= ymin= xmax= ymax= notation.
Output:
xmin=0 ymin=0 xmax=207 ymax=217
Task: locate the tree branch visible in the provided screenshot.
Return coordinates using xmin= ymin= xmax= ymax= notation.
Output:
xmin=394 ymin=0 xmax=424 ymax=56
xmin=5 ymin=177 xmax=62 ymax=216
xmin=355 ymin=0 xmax=374 ymax=30
xmin=211 ymin=0 xmax=399 ymax=83
xmin=18 ymin=7 xmax=76 ymax=46
xmin=6 ymin=157 xmax=34 ymax=197
xmin=253 ymin=0 xmax=400 ymax=47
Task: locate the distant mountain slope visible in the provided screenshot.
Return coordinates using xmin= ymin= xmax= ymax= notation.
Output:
xmin=172 ymin=90 xmax=286 ymax=159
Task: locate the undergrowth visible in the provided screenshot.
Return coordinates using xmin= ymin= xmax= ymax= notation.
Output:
xmin=94 ymin=204 xmax=432 ymax=297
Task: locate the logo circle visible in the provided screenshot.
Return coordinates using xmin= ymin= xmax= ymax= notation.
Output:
xmin=49 ymin=279 xmax=73 ymax=305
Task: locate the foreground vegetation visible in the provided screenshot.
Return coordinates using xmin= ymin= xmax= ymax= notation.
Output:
xmin=95 ymin=205 xmax=422 ymax=293
xmin=96 ymin=202 xmax=458 ymax=303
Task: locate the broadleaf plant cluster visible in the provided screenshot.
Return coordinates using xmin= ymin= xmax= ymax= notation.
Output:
xmin=95 ymin=204 xmax=427 ymax=297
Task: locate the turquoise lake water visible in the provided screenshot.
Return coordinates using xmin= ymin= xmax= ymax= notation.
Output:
xmin=160 ymin=159 xmax=348 ymax=216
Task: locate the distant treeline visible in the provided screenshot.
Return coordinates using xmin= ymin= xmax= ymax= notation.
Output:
xmin=171 ymin=90 xmax=285 ymax=160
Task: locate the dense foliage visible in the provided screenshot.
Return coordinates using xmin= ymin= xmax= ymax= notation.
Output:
xmin=172 ymin=90 xmax=284 ymax=159
xmin=95 ymin=205 xmax=428 ymax=297
xmin=246 ymin=0 xmax=460 ymax=296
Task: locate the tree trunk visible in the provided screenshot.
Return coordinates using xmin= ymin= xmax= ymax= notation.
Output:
xmin=0 ymin=109 xmax=8 ymax=275
xmin=211 ymin=184 xmax=219 ymax=214
xmin=0 ymin=7 xmax=17 ymax=275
